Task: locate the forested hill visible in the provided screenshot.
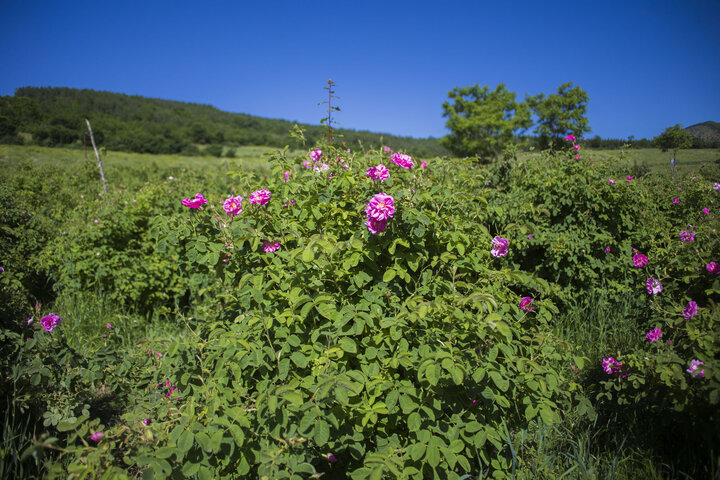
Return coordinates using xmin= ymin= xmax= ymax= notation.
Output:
xmin=0 ymin=87 xmax=449 ymax=157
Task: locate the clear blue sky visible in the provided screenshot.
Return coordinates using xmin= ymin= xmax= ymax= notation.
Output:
xmin=1 ymin=0 xmax=718 ymax=140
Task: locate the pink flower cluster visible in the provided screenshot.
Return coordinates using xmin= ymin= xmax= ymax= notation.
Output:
xmin=490 ymin=236 xmax=509 ymax=257
xmin=364 ymin=193 xmax=395 ymax=234
xmin=223 ymin=195 xmax=243 ymax=216
xmin=678 ymin=230 xmax=694 ymax=242
xmin=390 ymin=152 xmax=414 ymax=170
xmin=565 ymin=134 xmax=581 ymax=159
xmin=632 ymin=254 xmax=648 ymax=267
xmin=645 ymin=328 xmax=662 ymax=343
xmin=158 ymin=380 xmax=180 ymax=401
xmin=707 ymin=262 xmax=720 ymax=274
xmin=41 ymin=313 xmax=62 ymax=332
xmin=90 ymin=431 xmax=104 ymax=442
xmin=672 ymin=197 xmax=679 ymax=204
xmin=519 ymin=297 xmax=534 ymax=311
xmin=249 ymin=189 xmax=271 ymax=206
xmin=366 ymin=164 xmax=390 ymax=182
xmin=181 ymin=193 xmax=208 ymax=209
xmin=310 ymin=149 xmax=323 ymax=161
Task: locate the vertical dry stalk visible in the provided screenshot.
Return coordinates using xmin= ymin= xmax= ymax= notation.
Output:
xmin=85 ymin=118 xmax=108 ymax=195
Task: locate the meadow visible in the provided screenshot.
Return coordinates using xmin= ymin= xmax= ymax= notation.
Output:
xmin=1 ymin=140 xmax=719 ymax=479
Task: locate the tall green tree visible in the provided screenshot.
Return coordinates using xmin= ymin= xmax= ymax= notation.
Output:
xmin=654 ymin=124 xmax=692 ymax=164
xmin=441 ymin=84 xmax=531 ymax=161
xmin=528 ymin=82 xmax=590 ymax=150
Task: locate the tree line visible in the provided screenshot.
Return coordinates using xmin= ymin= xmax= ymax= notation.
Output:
xmin=0 ymin=87 xmax=450 ymax=157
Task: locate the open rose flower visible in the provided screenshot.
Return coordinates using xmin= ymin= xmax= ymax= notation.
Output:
xmin=683 ymin=301 xmax=698 ymax=319
xmin=41 ymin=313 xmax=62 ymax=332
xmin=365 ymin=193 xmax=395 ymax=221
xmin=632 ymin=254 xmax=648 ymax=267
xmin=262 ymin=241 xmax=281 ymax=253
xmin=249 ymin=189 xmax=271 ymax=206
xmin=707 ymin=262 xmax=720 ymax=274
xmin=366 ymin=164 xmax=390 ymax=182
xmin=222 ymin=195 xmax=243 ymax=216
xmin=310 ymin=149 xmax=322 ymax=161
xmin=645 ymin=328 xmax=662 ymax=342
xmin=646 ymin=277 xmax=663 ymax=295
xmin=490 ymin=236 xmax=509 ymax=257
xmin=181 ymin=193 xmax=208 ymax=209
xmin=390 ymin=152 xmax=414 ymax=170
xmin=602 ymin=357 xmax=626 ymax=377
xmin=519 ymin=297 xmax=535 ymax=311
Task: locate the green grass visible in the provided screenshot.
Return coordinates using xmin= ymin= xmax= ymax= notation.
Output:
xmin=0 ymin=144 xmax=276 ymax=176
xmin=586 ymin=147 xmax=720 ymax=173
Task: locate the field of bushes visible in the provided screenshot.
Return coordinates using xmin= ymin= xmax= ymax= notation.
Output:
xmin=1 ymin=139 xmax=719 ymax=479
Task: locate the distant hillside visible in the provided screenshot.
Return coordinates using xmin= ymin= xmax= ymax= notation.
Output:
xmin=685 ymin=121 xmax=720 ymax=146
xmin=0 ymin=87 xmax=448 ymax=157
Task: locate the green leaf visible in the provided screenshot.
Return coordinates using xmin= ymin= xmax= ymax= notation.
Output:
xmin=195 ymin=431 xmax=212 ymax=452
xmin=177 ymin=430 xmax=194 ymax=453
xmin=407 ymin=412 xmax=421 ymax=432
xmin=182 ymin=461 xmax=200 ymax=476
xmin=490 ymin=371 xmax=509 ymax=392
xmin=426 ymin=444 xmax=440 ymax=468
xmin=281 ymin=389 xmax=304 ymax=406
xmin=314 ymin=420 xmax=330 ymax=445
xmin=291 ymin=352 xmax=308 ymax=368
xmin=302 ymin=245 xmax=314 ymax=262
xmin=339 ymin=337 xmax=357 ymax=354
xmin=383 ymin=268 xmax=397 ymax=282
xmin=425 ymin=363 xmax=440 ymax=386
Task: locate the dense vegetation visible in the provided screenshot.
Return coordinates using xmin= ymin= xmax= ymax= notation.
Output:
xmin=0 ymin=87 xmax=449 ymax=158
xmin=1 ymin=137 xmax=719 ymax=479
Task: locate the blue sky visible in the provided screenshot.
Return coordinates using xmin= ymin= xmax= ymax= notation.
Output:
xmin=1 ymin=0 xmax=718 ymax=140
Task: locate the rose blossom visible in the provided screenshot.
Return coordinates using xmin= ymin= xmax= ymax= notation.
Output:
xmin=602 ymin=357 xmax=625 ymax=377
xmin=707 ymin=262 xmax=720 ymax=274
xmin=608 ymin=179 xmax=615 ymax=185
xmin=519 ymin=297 xmax=535 ymax=311
xmin=41 ymin=313 xmax=62 ymax=332
xmin=390 ymin=152 xmax=414 ymax=169
xmin=632 ymin=254 xmax=648 ymax=267
xmin=365 ymin=193 xmax=395 ymax=221
xmin=490 ymin=236 xmax=509 ymax=257
xmin=90 ymin=432 xmax=104 ymax=442
xmin=645 ymin=328 xmax=662 ymax=342
xmin=683 ymin=301 xmax=698 ymax=319
xmin=222 ymin=195 xmax=243 ymax=216
xmin=366 ymin=164 xmax=390 ymax=182
xmin=249 ymin=189 xmax=271 ymax=206
xmin=364 ymin=217 xmax=388 ymax=234
xmin=646 ymin=277 xmax=663 ymax=295
xmin=262 ymin=241 xmax=281 ymax=253
xmin=703 ymin=208 xmax=710 ymax=215
xmin=181 ymin=193 xmax=208 ymax=209
xmin=687 ymin=359 xmax=705 ymax=378
xmin=310 ymin=149 xmax=322 ymax=161
xmin=565 ymin=134 xmax=576 ymax=142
